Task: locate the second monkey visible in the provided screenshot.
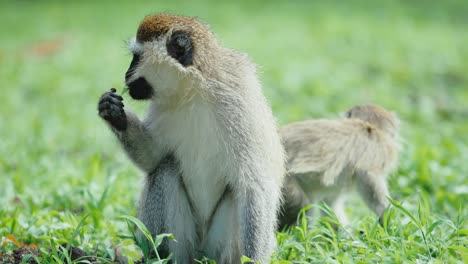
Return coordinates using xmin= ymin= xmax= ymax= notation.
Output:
xmin=279 ymin=104 xmax=400 ymax=230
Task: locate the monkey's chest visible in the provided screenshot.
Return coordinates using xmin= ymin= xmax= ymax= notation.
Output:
xmin=181 ymin=163 xmax=226 ymax=224
xmin=158 ymin=99 xmax=229 ymax=224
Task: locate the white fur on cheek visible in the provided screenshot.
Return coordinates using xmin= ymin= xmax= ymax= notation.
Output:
xmin=140 ymin=62 xmax=180 ymax=97
xmin=128 ymin=37 xmax=143 ymax=55
xmin=131 ymin=40 xmax=192 ymax=100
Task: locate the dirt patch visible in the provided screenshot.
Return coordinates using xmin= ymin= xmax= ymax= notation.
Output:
xmin=60 ymin=244 xmax=96 ymax=262
xmin=0 ymin=246 xmax=41 ymax=264
xmin=1 ymin=244 xmax=96 ymax=264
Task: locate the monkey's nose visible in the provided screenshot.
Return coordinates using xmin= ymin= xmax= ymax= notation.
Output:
xmin=127 ymin=77 xmax=154 ymax=100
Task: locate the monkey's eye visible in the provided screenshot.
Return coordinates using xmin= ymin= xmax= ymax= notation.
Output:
xmin=167 ymin=31 xmax=193 ymax=66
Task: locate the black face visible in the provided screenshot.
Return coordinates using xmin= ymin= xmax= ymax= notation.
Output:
xmin=166 ymin=31 xmax=193 ymax=66
xmin=125 ymin=54 xmax=154 ymax=100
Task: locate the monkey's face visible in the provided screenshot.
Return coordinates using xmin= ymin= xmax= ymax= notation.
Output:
xmin=125 ymin=14 xmax=210 ymax=102
xmin=125 ymin=53 xmax=152 ymax=100
xmin=125 ymin=32 xmax=195 ymax=101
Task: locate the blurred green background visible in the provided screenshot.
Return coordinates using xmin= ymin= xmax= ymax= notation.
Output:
xmin=0 ymin=0 xmax=467 ymax=262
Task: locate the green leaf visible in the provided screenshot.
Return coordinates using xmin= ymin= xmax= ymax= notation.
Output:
xmin=388 ymin=198 xmax=421 ymax=229
xmin=121 ymin=87 xmax=129 ymax=95
xmin=426 ymin=219 xmax=444 ymax=235
xmin=120 ymin=215 xmax=154 ymax=244
xmin=68 ymin=214 xmax=89 ymax=245
xmin=120 ymin=215 xmax=156 ymax=255
xmin=154 ymin=233 xmax=176 ymax=248
xmin=241 ymin=255 xmax=253 ymax=263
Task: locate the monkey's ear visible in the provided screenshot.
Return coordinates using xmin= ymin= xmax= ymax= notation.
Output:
xmin=166 ymin=31 xmax=194 ymax=67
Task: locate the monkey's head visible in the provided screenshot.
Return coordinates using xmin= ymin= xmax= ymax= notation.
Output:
xmin=345 ymin=104 xmax=399 ymax=138
xmin=125 ymin=14 xmax=219 ymax=103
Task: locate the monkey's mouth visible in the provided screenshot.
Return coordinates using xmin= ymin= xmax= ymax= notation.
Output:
xmin=127 ymin=77 xmax=154 ymax=100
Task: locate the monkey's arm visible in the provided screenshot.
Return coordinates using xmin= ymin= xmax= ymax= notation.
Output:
xmin=351 ymin=124 xmax=397 ymax=225
xmin=355 ymin=170 xmax=390 ymax=225
xmin=238 ymin=184 xmax=272 ymax=262
xmin=98 ymin=89 xmax=164 ymax=173
xmin=278 ymin=176 xmax=310 ymax=230
xmin=235 ymin=168 xmax=281 ymax=263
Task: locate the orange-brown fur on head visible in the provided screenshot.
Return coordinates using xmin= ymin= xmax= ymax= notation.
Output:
xmin=133 ymin=13 xmax=234 ymax=83
xmin=137 ymin=14 xmax=212 ymax=43
xmin=136 ymin=13 xmax=217 ymax=63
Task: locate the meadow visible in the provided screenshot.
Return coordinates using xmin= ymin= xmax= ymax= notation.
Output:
xmin=0 ymin=0 xmax=467 ymax=263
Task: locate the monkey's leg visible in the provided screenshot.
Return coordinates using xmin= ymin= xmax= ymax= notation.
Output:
xmin=137 ymin=155 xmax=197 ymax=263
xmin=137 ymin=156 xmax=172 ymax=259
xmin=355 ymin=172 xmax=390 ymax=225
xmin=238 ymin=183 xmax=279 ymax=263
xmin=164 ymin=174 xmax=198 ymax=263
xmin=205 ymin=192 xmax=240 ymax=264
xmin=323 ymin=194 xmax=350 ymax=227
xmin=98 ymin=89 xmax=164 ymax=173
xmin=278 ymin=177 xmax=311 ymax=230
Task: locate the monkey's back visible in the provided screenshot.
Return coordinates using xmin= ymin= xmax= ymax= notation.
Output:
xmin=281 ymin=119 xmax=398 ymax=187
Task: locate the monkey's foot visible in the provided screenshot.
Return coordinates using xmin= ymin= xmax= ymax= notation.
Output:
xmin=98 ymin=88 xmax=127 ymax=131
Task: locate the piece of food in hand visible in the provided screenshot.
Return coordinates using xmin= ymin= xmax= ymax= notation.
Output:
xmin=121 ymin=87 xmax=129 ymax=95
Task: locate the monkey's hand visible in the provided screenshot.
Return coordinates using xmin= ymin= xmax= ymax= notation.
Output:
xmin=98 ymin=88 xmax=127 ymax=131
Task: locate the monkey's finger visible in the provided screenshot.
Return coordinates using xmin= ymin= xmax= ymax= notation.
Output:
xmin=109 ymin=108 xmax=125 ymax=119
xmin=108 ymin=92 xmax=124 ymax=101
xmin=99 ymin=91 xmax=113 ymax=100
xmin=98 ymin=98 xmax=113 ymax=109
xmin=108 ymin=109 xmax=119 ymax=119
xmin=98 ymin=101 xmax=111 ymax=112
xmin=107 ymin=95 xmax=125 ymax=107
xmin=109 ymin=104 xmax=125 ymax=115
xmin=99 ymin=103 xmax=124 ymax=115
xmin=99 ymin=108 xmax=123 ymax=123
xmin=99 ymin=109 xmax=111 ymax=119
xmin=99 ymin=90 xmax=122 ymax=101
xmin=98 ymin=98 xmax=121 ymax=110
xmin=99 ymin=95 xmax=124 ymax=107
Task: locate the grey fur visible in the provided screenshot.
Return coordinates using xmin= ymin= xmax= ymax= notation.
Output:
xmin=98 ymin=14 xmax=285 ymax=263
xmin=279 ymin=104 xmax=400 ymax=229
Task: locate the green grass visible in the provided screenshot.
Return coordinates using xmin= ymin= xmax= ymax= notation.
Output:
xmin=1 ymin=0 xmax=467 ymax=263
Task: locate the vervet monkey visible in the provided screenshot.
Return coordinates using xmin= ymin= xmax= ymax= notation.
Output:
xmin=278 ymin=104 xmax=400 ymax=230
xmin=97 ymin=14 xmax=285 ymax=263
